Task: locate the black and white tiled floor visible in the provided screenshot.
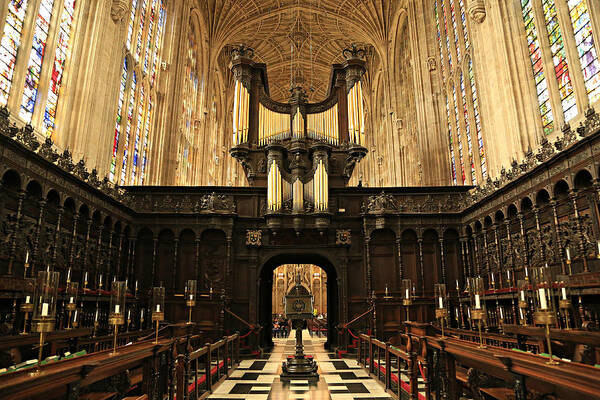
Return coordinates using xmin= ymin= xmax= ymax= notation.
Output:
xmin=207 ymin=330 xmax=392 ymax=400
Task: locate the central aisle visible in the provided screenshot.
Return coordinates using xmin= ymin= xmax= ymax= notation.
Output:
xmin=208 ymin=329 xmax=391 ymax=400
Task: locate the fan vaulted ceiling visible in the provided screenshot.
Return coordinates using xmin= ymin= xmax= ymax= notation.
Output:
xmin=197 ymin=0 xmax=404 ymax=102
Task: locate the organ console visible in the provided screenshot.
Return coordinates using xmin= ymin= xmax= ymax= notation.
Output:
xmin=229 ymin=44 xmax=368 ymax=231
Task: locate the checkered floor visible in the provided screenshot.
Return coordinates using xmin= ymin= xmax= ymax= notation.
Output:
xmin=207 ymin=330 xmax=392 ymax=399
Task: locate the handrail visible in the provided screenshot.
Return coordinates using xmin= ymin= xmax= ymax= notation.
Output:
xmin=343 ymin=306 xmax=374 ymax=328
xmin=225 ymin=308 xmax=256 ymax=330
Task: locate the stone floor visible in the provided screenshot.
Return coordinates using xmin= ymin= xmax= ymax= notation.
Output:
xmin=207 ymin=329 xmax=392 ymax=400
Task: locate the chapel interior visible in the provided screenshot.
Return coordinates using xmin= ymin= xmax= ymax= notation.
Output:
xmin=0 ymin=0 xmax=600 ymax=399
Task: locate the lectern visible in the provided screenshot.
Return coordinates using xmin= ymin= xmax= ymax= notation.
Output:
xmin=281 ymin=272 xmax=318 ymax=381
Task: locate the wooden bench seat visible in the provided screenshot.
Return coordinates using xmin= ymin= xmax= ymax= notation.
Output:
xmin=78 ymin=392 xmax=117 ymax=400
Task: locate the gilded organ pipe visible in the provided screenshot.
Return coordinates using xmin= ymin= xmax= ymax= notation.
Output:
xmin=307 ymin=104 xmax=339 ymax=145
xmin=347 ymin=81 xmax=364 ymax=146
xmin=313 ymin=160 xmax=328 ymax=212
xmin=259 ymin=104 xmax=290 ymax=146
xmin=232 ymin=80 xmax=249 ymax=145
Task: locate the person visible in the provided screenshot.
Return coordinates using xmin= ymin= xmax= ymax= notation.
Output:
xmin=273 ymin=320 xmax=280 ymax=338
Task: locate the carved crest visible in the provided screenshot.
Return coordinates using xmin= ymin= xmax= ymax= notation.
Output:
xmin=336 ymin=229 xmax=351 ymax=246
xmin=246 ymin=229 xmax=262 ymax=247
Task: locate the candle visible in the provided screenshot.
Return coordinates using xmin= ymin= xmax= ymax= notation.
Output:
xmin=99 ymin=274 xmax=103 ymax=286
xmin=538 ymin=288 xmax=548 ymax=310
xmin=135 ymin=280 xmax=138 ymax=292
xmin=66 ymin=269 xmax=71 ymax=283
xmin=94 ymin=309 xmax=99 ymax=322
xmin=520 ymin=290 xmax=525 ymax=302
xmin=115 ymin=305 xmax=120 ymax=314
xmin=561 ymin=287 xmax=567 ymax=300
xmin=491 ymin=272 xmax=495 ymax=283
xmin=141 ymin=308 xmax=145 ymax=322
xmin=467 ymin=308 xmax=471 ymax=318
xmin=597 ymin=240 xmax=600 ymax=255
xmin=455 ymin=307 xmax=459 ymax=319
xmin=519 ymin=307 xmax=524 ymax=320
xmin=456 ymin=279 xmax=460 ymax=291
xmin=499 ymin=307 xmax=504 ymax=319
xmin=405 ymin=289 xmax=409 ymax=299
xmin=438 ymin=297 xmax=444 ymax=309
xmin=41 ymin=302 xmax=49 ymax=317
xmin=73 ymin=309 xmax=78 ymax=321
xmin=189 ymin=294 xmax=193 ymax=300
xmin=127 ymin=309 xmax=131 ymax=320
xmin=25 ymin=295 xmax=30 ymax=304
xmin=25 ymin=251 xmax=29 ymax=264
xmin=475 ymin=294 xmax=481 ymax=309
xmin=84 ymin=272 xmax=88 ymax=284
xmin=69 ymin=296 xmax=74 ymax=304
xmin=156 ymin=304 xmax=160 ymax=312
xmin=566 ymin=248 xmax=571 ymax=261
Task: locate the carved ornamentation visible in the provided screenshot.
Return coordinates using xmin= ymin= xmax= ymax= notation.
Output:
xmin=362 ymin=191 xmax=398 ymax=214
xmin=468 ymin=0 xmax=486 ymax=23
xmin=110 ymin=0 xmax=129 ymax=22
xmin=73 ymin=159 xmax=89 ymax=181
xmin=246 ymin=229 xmax=262 ymax=247
xmin=57 ymin=149 xmax=75 ymax=171
xmin=585 ymin=107 xmax=600 ymax=134
xmin=18 ymin=124 xmax=39 ymax=151
xmin=197 ymin=192 xmax=236 ymax=213
xmin=38 ymin=137 xmax=59 ymax=162
xmin=336 ymin=229 xmax=351 ymax=246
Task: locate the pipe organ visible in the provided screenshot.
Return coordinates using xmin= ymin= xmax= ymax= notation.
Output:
xmin=229 ymin=45 xmax=368 ymax=230
xmin=232 ymin=80 xmax=250 ymax=146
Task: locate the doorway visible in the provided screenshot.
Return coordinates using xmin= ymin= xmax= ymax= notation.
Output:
xmin=258 ymin=253 xmax=338 ymax=351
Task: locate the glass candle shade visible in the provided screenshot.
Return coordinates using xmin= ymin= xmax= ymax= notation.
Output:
xmin=434 ymin=283 xmax=448 ymax=321
xmin=531 ymin=266 xmax=557 ymax=325
xmin=401 ymin=279 xmax=413 ymax=306
xmin=65 ymin=282 xmax=78 ymax=312
xmin=32 ymin=271 xmax=60 ymax=333
xmin=185 ymin=280 xmax=197 ymax=307
xmin=109 ymin=281 xmax=126 ymax=326
xmin=517 ymin=279 xmax=529 ymax=309
xmin=469 ymin=277 xmax=486 ymax=320
xmin=152 ymin=287 xmax=165 ymax=321
xmin=556 ymin=274 xmax=571 ymax=309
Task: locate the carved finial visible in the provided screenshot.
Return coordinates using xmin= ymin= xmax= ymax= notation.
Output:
xmin=342 ymin=44 xmax=366 ymax=61
xmin=110 ymin=0 xmax=129 ymax=22
xmin=468 ymin=0 xmax=486 ymax=23
xmin=230 ymin=45 xmax=254 ymax=61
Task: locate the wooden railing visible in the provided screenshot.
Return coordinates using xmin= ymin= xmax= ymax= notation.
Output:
xmin=355 ymin=331 xmax=600 ymax=400
xmin=173 ymin=333 xmax=240 ymax=400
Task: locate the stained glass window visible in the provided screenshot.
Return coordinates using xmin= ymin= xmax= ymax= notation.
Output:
xmin=469 ymin=59 xmax=486 ymax=179
xmin=445 ymin=92 xmax=457 ymax=184
xmin=126 ymin=0 xmax=137 ymax=51
xmin=452 ymin=84 xmax=466 ymax=182
xmin=140 ymin=94 xmax=152 ymax=184
xmin=435 ymin=1 xmax=446 ymax=78
xmin=42 ymin=0 xmax=77 ymax=138
xmin=131 ymin=83 xmax=145 ymax=184
xmin=441 ymin=0 xmax=452 ymax=70
xmin=120 ymin=71 xmax=136 ymax=186
xmin=460 ymin=71 xmax=476 ymax=185
xmin=150 ymin=3 xmax=165 ymax=87
xmin=143 ymin=0 xmax=156 ymax=76
xmin=134 ymin=0 xmax=147 ymax=62
xmin=19 ymin=0 xmax=56 ymax=123
xmin=450 ymin=0 xmax=461 ymax=62
xmin=0 ymin=1 xmax=31 ymax=106
xmin=458 ymin=0 xmax=469 ymax=48
xmin=110 ymin=58 xmax=128 ymax=181
xmin=567 ymin=0 xmax=600 ymax=104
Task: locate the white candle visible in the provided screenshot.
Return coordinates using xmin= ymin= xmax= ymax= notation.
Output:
xmin=520 ymin=290 xmax=525 ymax=302
xmin=41 ymin=302 xmax=49 ymax=317
xmin=141 ymin=308 xmax=145 ymax=322
xmin=66 ymin=269 xmax=71 ymax=282
xmin=127 ymin=309 xmax=131 ymax=320
xmin=156 ymin=304 xmax=160 ymax=312
xmin=189 ymin=294 xmax=193 ymax=300
xmin=25 ymin=251 xmax=29 ymax=264
xmin=566 ymin=248 xmax=571 ymax=260
xmin=467 ymin=308 xmax=471 ymax=318
xmin=73 ymin=310 xmax=78 ymax=321
xmin=519 ymin=308 xmax=524 ymax=320
xmin=405 ymin=289 xmax=409 ymax=299
xmin=597 ymin=240 xmax=600 ymax=255
xmin=25 ymin=296 xmax=30 ymax=304
xmin=499 ymin=307 xmax=504 ymax=319
xmin=438 ymin=297 xmax=444 ymax=309
xmin=561 ymin=287 xmax=567 ymax=300
xmin=538 ymin=288 xmax=548 ymax=310
xmin=69 ymin=296 xmax=74 ymax=304
xmin=115 ymin=304 xmax=120 ymax=314
xmin=84 ymin=272 xmax=88 ymax=283
xmin=475 ymin=294 xmax=481 ymax=309
xmin=491 ymin=272 xmax=495 ymax=283
xmin=94 ymin=309 xmax=99 ymax=322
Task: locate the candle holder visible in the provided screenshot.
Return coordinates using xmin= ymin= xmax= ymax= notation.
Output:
xmin=140 ymin=307 xmax=145 ymax=331
xmin=435 ymin=284 xmax=448 ymax=338
xmin=151 ymin=287 xmax=165 ymax=343
xmin=496 ymin=300 xmax=504 ymax=333
xmin=185 ymin=280 xmax=197 ymax=324
xmin=557 ymin=274 xmax=572 ymax=330
xmin=505 ymin=268 xmax=514 ymax=289
xmin=65 ymin=282 xmax=78 ymax=330
xmin=20 ymin=293 xmax=33 ymax=335
xmin=401 ymin=279 xmax=413 ymax=323
xmin=489 ymin=272 xmax=496 ymax=290
xmin=83 ymin=271 xmax=89 ymax=291
xmin=24 ymin=251 xmax=30 ymax=279
xmin=31 ymin=271 xmax=59 ymax=373
xmin=565 ymin=247 xmax=572 ymax=275
xmin=517 ymin=279 xmax=529 ymax=326
xmin=98 ymin=273 xmax=104 ymax=291
xmin=72 ymin=307 xmax=79 ymax=329
xmin=531 ymin=266 xmax=559 ymax=365
xmin=383 ymin=283 xmax=392 ymax=300
xmin=469 ymin=277 xmax=486 ymax=349
xmin=109 ymin=281 xmax=126 ymax=355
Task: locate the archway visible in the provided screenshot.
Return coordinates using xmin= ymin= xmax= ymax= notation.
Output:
xmin=258 ymin=253 xmax=339 ymax=351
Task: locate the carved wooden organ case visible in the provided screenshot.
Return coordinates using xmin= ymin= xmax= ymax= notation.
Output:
xmin=229 ymin=46 xmax=368 ymax=231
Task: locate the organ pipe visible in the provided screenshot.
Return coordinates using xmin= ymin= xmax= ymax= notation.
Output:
xmin=292 ymin=110 xmax=305 ymax=139
xmin=232 ymin=80 xmax=250 ymax=145
xmin=314 ymin=160 xmax=328 ymax=212
xmin=347 ymin=81 xmax=364 ymax=146
xmin=259 ymin=104 xmax=290 ymax=146
xmin=307 ymin=104 xmax=339 ymax=145
xmin=293 ymin=178 xmax=303 ymax=212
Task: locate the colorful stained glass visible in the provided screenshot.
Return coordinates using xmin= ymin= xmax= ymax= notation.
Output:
xmin=445 ymin=92 xmax=457 ymax=185
xmin=469 ymin=59 xmax=486 ymax=179
xmin=110 ymin=58 xmax=128 ymax=181
xmin=460 ymin=71 xmax=475 ymax=185
xmin=567 ymin=0 xmax=600 ymax=104
xmin=126 ymin=0 xmax=137 ymax=51
xmin=434 ymin=0 xmax=446 ymax=77
xmin=458 ymin=0 xmax=469 ymax=48
xmin=120 ymin=71 xmax=136 ymax=186
xmin=521 ymin=0 xmax=554 ymax=134
xmin=131 ymin=83 xmax=145 ymax=184
xmin=150 ymin=3 xmax=164 ymax=87
xmin=134 ymin=0 xmax=147 ymax=62
xmin=450 ymin=0 xmax=461 ymax=63
xmin=19 ymin=0 xmax=56 ymax=123
xmin=140 ymin=94 xmax=152 ymax=184
xmin=42 ymin=0 xmax=77 ymax=138
xmin=143 ymin=0 xmax=156 ymax=76
xmin=0 ymin=0 xmax=31 ymax=106
xmin=441 ymin=0 xmax=452 ymax=70
xmin=542 ymin=0 xmax=578 ymax=121
xmin=452 ymin=83 xmax=465 ymax=183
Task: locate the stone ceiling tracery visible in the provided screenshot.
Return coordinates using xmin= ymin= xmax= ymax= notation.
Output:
xmin=198 ymin=0 xmax=403 ymax=102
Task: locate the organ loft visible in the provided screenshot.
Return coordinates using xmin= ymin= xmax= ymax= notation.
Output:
xmin=0 ymin=1 xmax=600 ymax=399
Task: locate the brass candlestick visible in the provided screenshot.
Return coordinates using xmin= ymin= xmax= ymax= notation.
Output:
xmin=185 ymin=280 xmax=197 ymax=325
xmin=65 ymin=282 xmax=78 ymax=330
xmin=402 ymin=279 xmax=413 ymax=323
xmin=152 ymin=287 xmax=165 ymax=344
xmin=109 ymin=281 xmax=126 ymax=356
xmin=532 ymin=266 xmax=559 ymax=365
xmin=31 ymin=271 xmax=59 ymax=374
xmin=557 ymin=274 xmax=572 ymax=330
xmin=435 ymin=284 xmax=448 ymax=338
xmin=470 ymin=277 xmax=486 ymax=349
xmin=20 ymin=300 xmax=33 ymax=335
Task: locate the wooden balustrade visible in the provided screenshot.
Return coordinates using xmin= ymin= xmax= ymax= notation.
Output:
xmin=356 ymin=329 xmax=600 ymax=400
